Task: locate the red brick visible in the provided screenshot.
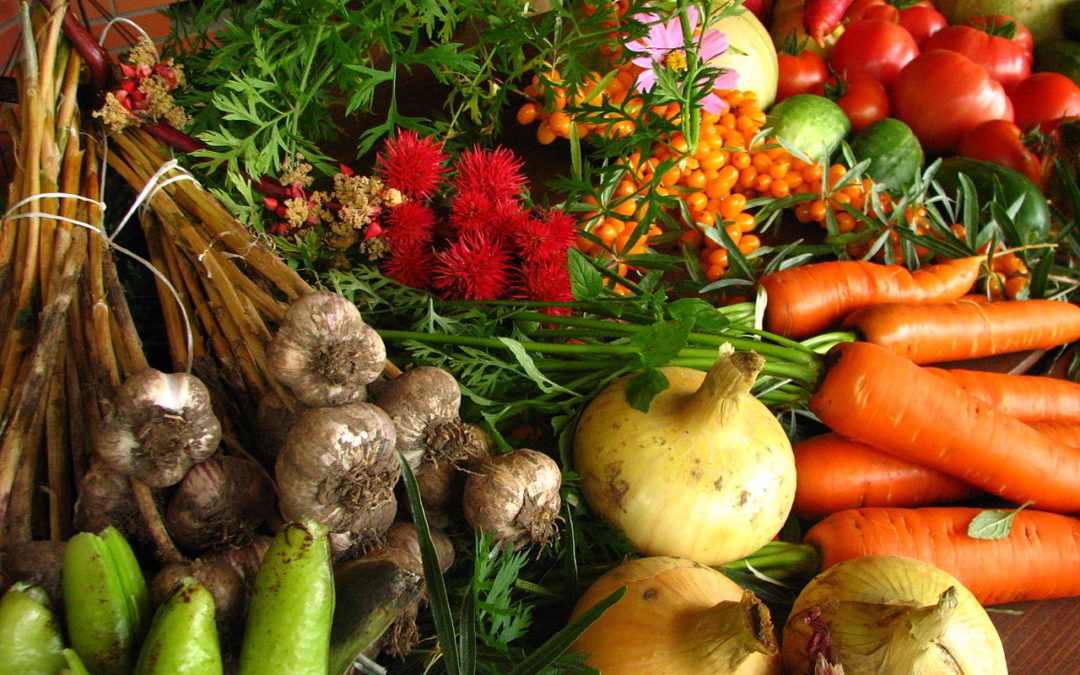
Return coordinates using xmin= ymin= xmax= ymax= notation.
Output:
xmin=113 ymin=0 xmax=179 ymax=15
xmin=94 ymin=10 xmax=174 ymax=53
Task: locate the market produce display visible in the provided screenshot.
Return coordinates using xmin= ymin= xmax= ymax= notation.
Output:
xmin=2 ymin=0 xmax=1080 ymax=673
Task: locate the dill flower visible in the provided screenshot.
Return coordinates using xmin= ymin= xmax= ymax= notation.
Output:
xmin=375 ymin=129 xmax=450 ymax=200
xmin=432 ymin=229 xmax=514 ymax=301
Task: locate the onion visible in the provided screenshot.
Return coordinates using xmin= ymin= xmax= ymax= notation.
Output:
xmin=781 ymin=555 xmax=1008 ymax=674
xmin=572 ymin=344 xmax=795 ymax=565
xmin=568 ymin=556 xmax=780 ymax=674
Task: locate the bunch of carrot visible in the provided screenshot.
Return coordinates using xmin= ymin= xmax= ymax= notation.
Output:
xmin=746 ymin=255 xmax=1080 ymax=605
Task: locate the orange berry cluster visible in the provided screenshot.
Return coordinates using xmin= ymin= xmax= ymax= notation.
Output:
xmin=948 ymin=224 xmax=1031 ymax=300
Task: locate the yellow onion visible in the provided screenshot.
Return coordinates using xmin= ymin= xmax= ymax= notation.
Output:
xmin=781 ymin=555 xmax=1008 ymax=674
xmin=572 ymin=344 xmax=795 ymax=565
xmin=568 ymin=556 xmax=780 ymax=674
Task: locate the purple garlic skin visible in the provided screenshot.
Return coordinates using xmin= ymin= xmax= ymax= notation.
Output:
xmin=267 ymin=291 xmax=386 ymax=408
xmin=463 ymin=448 xmax=563 ymax=550
xmin=275 ymin=402 xmax=400 ymax=557
xmin=94 ymin=368 xmax=221 ymax=488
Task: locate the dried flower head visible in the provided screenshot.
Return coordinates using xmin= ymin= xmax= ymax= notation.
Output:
xmin=452 ymin=145 xmax=527 ymax=204
xmin=376 ymin=129 xmax=450 ymax=200
xmin=432 ymin=229 xmax=514 ymax=300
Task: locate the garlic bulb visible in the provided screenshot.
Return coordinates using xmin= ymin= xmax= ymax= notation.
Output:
xmin=94 ymin=368 xmax=222 ymax=488
xmin=267 ymin=291 xmax=386 ymax=408
xmin=275 ymin=402 xmax=400 ymax=558
xmin=462 ymin=448 xmax=562 ymax=550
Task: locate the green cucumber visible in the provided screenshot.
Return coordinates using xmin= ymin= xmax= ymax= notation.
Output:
xmin=0 ymin=583 xmax=66 ymax=675
xmin=850 ymin=117 xmax=925 ymax=193
xmin=134 ymin=577 xmax=222 ymax=674
xmin=1034 ymin=40 xmax=1080 ymax=86
xmin=933 ymin=157 xmax=1052 ymax=244
xmin=237 ymin=519 xmax=334 ymax=675
xmin=766 ymin=94 xmax=852 ymax=163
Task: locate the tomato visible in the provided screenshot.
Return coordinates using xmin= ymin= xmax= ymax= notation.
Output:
xmin=956 ymin=119 xmax=1042 ymax=184
xmin=828 ymin=19 xmax=920 ymax=90
xmin=819 ymin=71 xmax=890 ymax=134
xmin=965 ymin=14 xmax=1034 ymax=57
xmin=1010 ymin=72 xmax=1080 ymax=132
xmin=892 ymin=49 xmax=1014 ymax=155
xmin=924 ymin=22 xmax=1032 ymax=93
xmin=898 ymin=4 xmax=948 ymax=48
xmin=844 ymin=0 xmax=896 ymax=22
xmin=776 ymin=49 xmax=829 ymax=102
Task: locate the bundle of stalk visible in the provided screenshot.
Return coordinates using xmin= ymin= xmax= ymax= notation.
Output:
xmin=102 ymin=125 xmax=318 ymax=429
xmin=0 ymin=3 xmax=181 ymax=571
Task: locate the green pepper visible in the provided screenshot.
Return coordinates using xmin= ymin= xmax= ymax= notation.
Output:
xmin=0 ymin=582 xmax=66 ymax=674
xmin=237 ymin=519 xmax=334 ymax=675
xmin=134 ymin=576 xmax=223 ymax=674
xmin=60 ymin=649 xmax=91 ymax=675
xmin=62 ymin=526 xmax=150 ymax=675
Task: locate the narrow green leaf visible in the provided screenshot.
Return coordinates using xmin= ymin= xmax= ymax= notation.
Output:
xmin=399 ymin=454 xmax=460 ymax=675
xmin=505 ymin=587 xmax=626 ymax=675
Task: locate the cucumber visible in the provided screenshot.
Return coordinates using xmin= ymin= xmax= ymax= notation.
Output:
xmin=1034 ymin=40 xmax=1080 ymax=87
xmin=766 ymin=94 xmax=852 ymax=163
xmin=850 ymin=117 xmax=925 ymax=193
xmin=933 ymin=157 xmax=1052 ymax=244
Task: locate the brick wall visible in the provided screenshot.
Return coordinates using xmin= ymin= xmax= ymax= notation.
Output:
xmin=1 ymin=0 xmax=183 ymax=75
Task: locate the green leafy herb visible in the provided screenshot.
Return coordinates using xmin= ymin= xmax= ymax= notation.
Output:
xmin=967 ymin=501 xmax=1034 ymax=540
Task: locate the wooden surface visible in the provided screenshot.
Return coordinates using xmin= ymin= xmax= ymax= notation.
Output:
xmin=993 ymin=597 xmax=1080 ymax=673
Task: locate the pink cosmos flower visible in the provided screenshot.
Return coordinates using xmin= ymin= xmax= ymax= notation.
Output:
xmin=627 ymin=6 xmax=740 ymax=114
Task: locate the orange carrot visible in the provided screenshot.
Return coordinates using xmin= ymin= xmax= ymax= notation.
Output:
xmin=757 ymin=256 xmax=983 ymax=339
xmin=844 ymin=298 xmax=1080 ymax=364
xmin=1032 ymin=422 xmax=1080 ymax=448
xmin=804 ymin=0 xmax=855 ymax=41
xmin=809 ymin=341 xmax=1080 ymax=513
xmin=926 ymin=367 xmax=1080 ymax=423
xmin=792 ymin=433 xmax=982 ymax=521
xmin=803 ymin=506 xmax=1080 ymax=605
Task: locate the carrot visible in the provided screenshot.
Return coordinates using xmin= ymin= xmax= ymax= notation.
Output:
xmin=926 ymin=367 xmax=1080 ymax=423
xmin=757 ymin=256 xmax=983 ymax=339
xmin=1032 ymin=422 xmax=1080 ymax=448
xmin=792 ymin=433 xmax=982 ymax=521
xmin=809 ymin=341 xmax=1080 ymax=513
xmin=803 ymin=0 xmax=855 ymax=40
xmin=843 ymin=298 xmax=1080 ymax=364
xmin=803 ymin=506 xmax=1080 ymax=605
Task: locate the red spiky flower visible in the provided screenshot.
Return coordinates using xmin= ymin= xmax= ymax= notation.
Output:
xmin=512 ymin=207 xmax=578 ymax=265
xmin=375 ymin=128 xmax=450 ymax=200
xmin=382 ymin=237 xmax=437 ymax=291
xmin=432 ymin=229 xmax=514 ymax=300
xmin=517 ymin=256 xmax=574 ymax=314
xmin=384 ymin=201 xmax=438 ymax=249
xmin=452 ymin=145 xmax=527 ymax=204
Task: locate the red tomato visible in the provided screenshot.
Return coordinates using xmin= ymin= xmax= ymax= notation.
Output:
xmin=924 ymin=23 xmax=1031 ymax=93
xmin=898 ymin=4 xmax=948 ymax=49
xmin=829 ymin=19 xmax=920 ymax=91
xmin=776 ymin=49 xmax=830 ymax=103
xmin=956 ymin=119 xmax=1042 ymax=184
xmin=1010 ymin=73 xmax=1080 ymax=133
xmin=844 ymin=0 xmax=896 ymax=22
xmin=825 ymin=71 xmax=891 ymax=134
xmin=965 ymin=14 xmax=1034 ymax=57
xmin=892 ymin=50 xmax=1014 ymax=156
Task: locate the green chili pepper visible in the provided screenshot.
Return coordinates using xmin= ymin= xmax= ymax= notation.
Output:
xmin=60 ymin=648 xmax=91 ymax=675
xmin=237 ymin=519 xmax=334 ymax=675
xmin=62 ymin=526 xmax=150 ymax=675
xmin=0 ymin=582 xmax=66 ymax=674
xmin=134 ymin=576 xmax=223 ymax=674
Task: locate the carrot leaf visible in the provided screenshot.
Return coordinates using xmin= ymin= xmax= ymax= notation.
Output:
xmin=967 ymin=501 xmax=1034 ymax=540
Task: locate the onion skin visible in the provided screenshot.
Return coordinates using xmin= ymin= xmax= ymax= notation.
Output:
xmin=572 ymin=346 xmax=795 ymax=565
xmin=568 ymin=556 xmax=780 ymax=674
xmin=781 ymin=555 xmax=1007 ymax=674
